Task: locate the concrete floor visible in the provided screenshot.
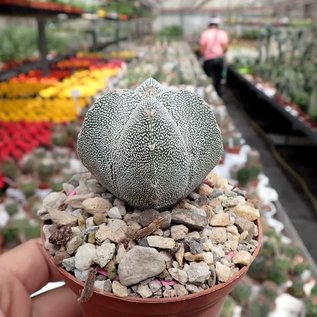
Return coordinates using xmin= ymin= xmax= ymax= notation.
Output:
xmin=223 ymin=86 xmax=317 ymax=264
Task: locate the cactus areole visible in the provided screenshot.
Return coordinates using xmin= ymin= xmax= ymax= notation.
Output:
xmin=77 ymin=78 xmax=223 ymax=210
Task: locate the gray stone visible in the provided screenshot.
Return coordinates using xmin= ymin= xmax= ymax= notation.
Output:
xmin=186 ymin=231 xmax=201 ymax=240
xmin=116 ymin=244 xmax=127 ymax=264
xmin=224 ymin=239 xmax=239 ymax=251
xmin=71 ymin=226 xmax=82 ymax=237
xmin=114 ymin=198 xmax=125 ymax=207
xmin=175 ymin=243 xmax=185 ymax=267
xmin=174 ymin=284 xmax=189 ymax=297
xmin=96 ymin=242 xmax=116 ymax=267
xmin=108 ymin=207 xmax=122 ymax=219
xmin=54 ymin=251 xmax=71 ymax=266
xmin=94 ymin=280 xmax=107 ymax=291
xmin=185 ymin=262 xmax=211 ymax=284
xmin=75 ymin=244 xmax=96 ymax=270
xmin=65 ymin=193 xmax=94 ymax=209
xmin=153 ymin=229 xmax=164 ymax=236
xmin=118 ymin=246 xmax=166 ymax=286
xmin=149 ymin=280 xmax=162 ymax=293
xmin=163 ymin=289 xmax=177 ymax=298
xmin=160 ymin=211 xmax=172 ymax=230
xmin=163 ymin=229 xmax=171 ymax=237
xmin=86 ymin=217 xmax=95 ymax=228
xmin=184 ymin=237 xmax=203 ymax=255
xmin=137 ymin=284 xmax=152 ymax=298
xmin=235 ymin=217 xmax=257 ymax=234
xmin=48 ymin=209 xmax=77 ymax=226
xmin=221 ymin=197 xmax=242 ymax=208
xmin=93 ymin=212 xmax=106 ymax=225
xmin=215 ymin=262 xmax=232 ymax=282
xmin=171 ymin=208 xmax=208 ymax=230
xmin=74 ymin=269 xmax=90 ymax=281
xmin=86 ymin=179 xmax=105 ymax=194
xmin=62 ymin=183 xmax=75 ymax=195
xmin=168 ymin=268 xmax=188 ymax=285
xmin=204 ymin=252 xmax=214 ymax=265
xmin=138 ymin=237 xmax=149 ymax=247
xmin=62 ymin=257 xmax=75 ymax=271
xmin=147 ymin=236 xmax=176 ymax=249
xmin=186 ymin=284 xmax=202 ymax=293
xmin=95 ymin=220 xmax=127 ymax=243
xmin=198 ymin=184 xmax=213 ymax=197
xmin=82 ymin=197 xmax=112 ymax=215
xmin=233 ymin=250 xmax=252 ymax=266
xmin=112 ymin=281 xmax=128 ymax=297
xmin=170 ymin=225 xmax=188 ymax=241
xmin=226 ymin=225 xmax=240 ymax=236
xmin=232 ymin=204 xmax=260 ymax=221
xmin=209 ymin=213 xmax=230 ymax=227
xmin=118 ymin=206 xmax=127 ymax=216
xmin=213 ymin=245 xmax=225 ymax=258
xmin=139 ymin=209 xmax=160 ymax=227
xmin=210 ymin=228 xmax=227 ymax=244
xmin=43 ymin=192 xmax=66 ymax=210
xmin=104 ymin=279 xmax=112 ymax=292
xmin=66 ymin=236 xmax=83 ymax=254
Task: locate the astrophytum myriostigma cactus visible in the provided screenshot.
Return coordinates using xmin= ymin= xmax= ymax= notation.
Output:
xmin=77 ymin=78 xmax=223 ymax=210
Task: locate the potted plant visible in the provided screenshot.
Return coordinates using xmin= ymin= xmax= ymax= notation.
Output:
xmin=40 ymin=78 xmax=262 ymax=317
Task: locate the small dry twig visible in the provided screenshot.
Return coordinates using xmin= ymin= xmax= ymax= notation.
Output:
xmin=78 ymin=267 xmax=97 ymax=302
xmin=127 ymin=217 xmax=166 ymax=241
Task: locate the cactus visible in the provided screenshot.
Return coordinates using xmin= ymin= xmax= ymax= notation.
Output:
xmin=289 ymin=280 xmax=305 ymax=298
xmin=2 ymin=160 xmax=17 ymax=180
xmin=220 ymin=297 xmax=235 ymax=317
xmin=4 ymin=201 xmax=19 ymax=216
xmin=39 ymin=158 xmax=55 ymax=182
xmin=78 ymin=78 xmax=223 ymax=209
xmin=231 ymin=282 xmax=252 ymax=306
xmin=20 ymin=154 xmax=36 ymax=174
xmin=268 ymin=258 xmax=291 ymax=285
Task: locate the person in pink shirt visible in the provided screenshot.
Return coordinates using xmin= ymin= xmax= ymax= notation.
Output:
xmin=200 ymin=17 xmax=229 ymax=97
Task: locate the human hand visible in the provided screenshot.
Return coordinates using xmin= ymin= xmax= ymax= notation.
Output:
xmin=0 ymin=239 xmax=82 ymax=317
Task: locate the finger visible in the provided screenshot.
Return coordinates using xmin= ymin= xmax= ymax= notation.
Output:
xmin=32 ymin=286 xmax=82 ymax=317
xmin=0 ymin=268 xmax=32 ymax=317
xmin=0 ymin=239 xmax=62 ymax=294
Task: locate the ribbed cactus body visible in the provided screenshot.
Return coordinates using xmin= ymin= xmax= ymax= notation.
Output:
xmin=77 ymin=78 xmax=223 ymax=210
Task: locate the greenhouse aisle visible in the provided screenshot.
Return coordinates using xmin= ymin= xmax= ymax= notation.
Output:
xmin=223 ymin=85 xmax=317 ymax=263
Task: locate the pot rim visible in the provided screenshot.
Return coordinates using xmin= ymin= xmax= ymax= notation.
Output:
xmin=44 ymin=218 xmax=262 ymax=304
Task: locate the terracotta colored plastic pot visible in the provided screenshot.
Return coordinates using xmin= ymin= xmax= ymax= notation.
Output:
xmin=43 ymin=219 xmax=262 ymax=317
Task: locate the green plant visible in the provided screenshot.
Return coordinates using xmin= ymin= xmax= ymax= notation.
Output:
xmin=305 ymin=299 xmax=317 ymax=317
xmin=4 ymin=202 xmax=19 ymax=216
xmin=310 ymin=285 xmax=317 ymax=296
xmin=24 ymin=224 xmax=40 ymax=240
xmin=246 ymin=300 xmax=270 ymax=317
xmin=260 ymin=281 xmax=278 ymax=301
xmin=220 ymin=296 xmax=235 ymax=317
xmin=1 ymin=227 xmax=19 ymax=247
xmin=159 ymin=25 xmax=183 ymax=40
xmin=281 ymin=243 xmax=301 ymax=260
xmin=20 ymin=182 xmax=36 ymax=198
xmin=20 ymin=155 xmax=36 ymax=174
xmin=1 ymin=160 xmax=17 ymax=180
xmin=293 ymin=262 xmax=309 ymax=276
xmin=39 ymin=159 xmax=55 ymax=182
xmin=77 ymin=78 xmax=223 ymax=210
xmin=268 ymin=258 xmax=291 ymax=285
xmin=289 ymin=280 xmax=305 ymax=298
xmin=248 ymin=256 xmax=270 ymax=281
xmin=231 ymin=283 xmax=251 ymax=306
xmin=261 ymin=240 xmax=276 ymax=258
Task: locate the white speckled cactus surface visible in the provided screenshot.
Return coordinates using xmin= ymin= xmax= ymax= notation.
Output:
xmin=77 ymin=78 xmax=223 ymax=210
